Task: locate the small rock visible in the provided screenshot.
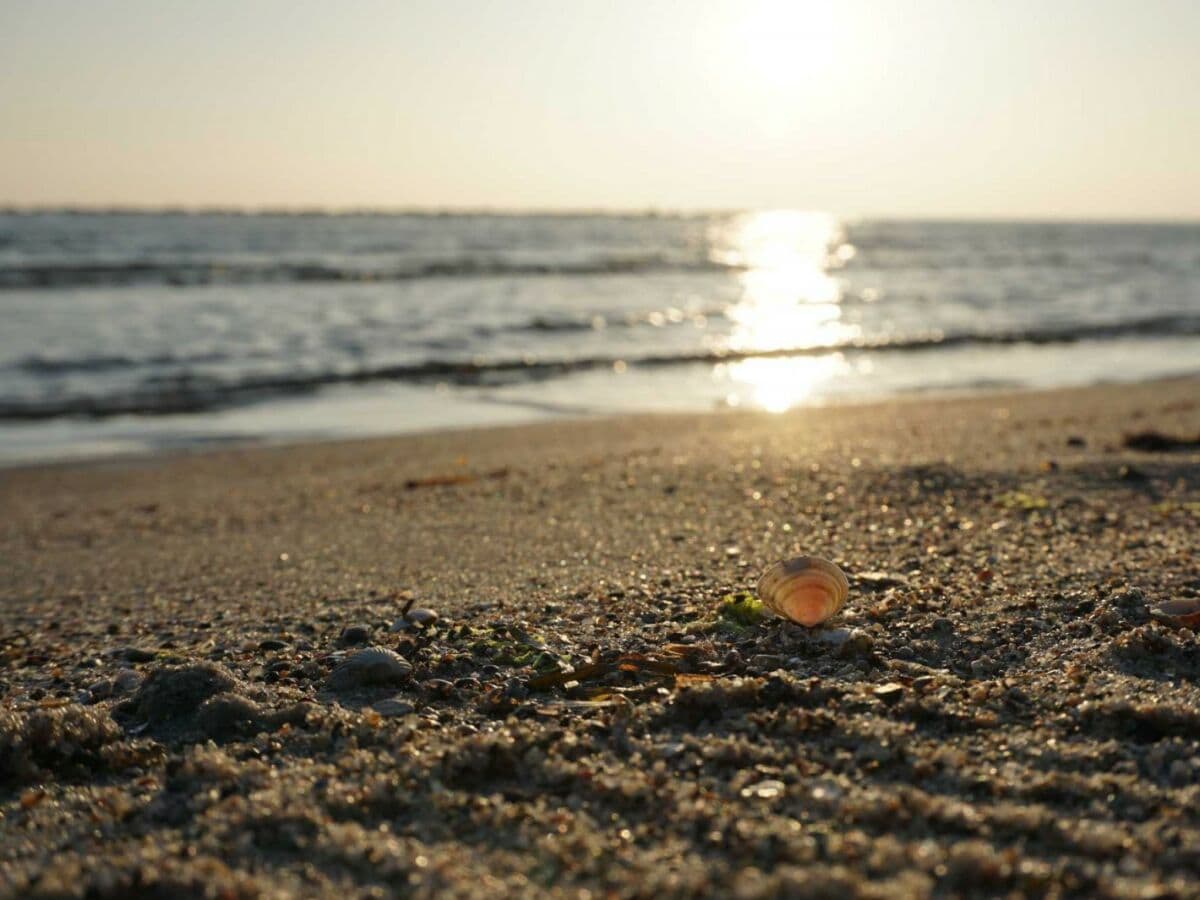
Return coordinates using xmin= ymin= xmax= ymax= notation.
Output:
xmin=932 ymin=617 xmax=954 ymax=634
xmin=373 ymin=698 xmax=416 ymax=717
xmin=874 ymin=683 xmax=905 ymax=705
xmin=121 ymin=647 xmax=157 ymax=663
xmin=391 ymin=608 xmax=440 ymax=631
xmin=197 ymin=692 xmax=263 ymax=739
xmin=740 ymin=779 xmax=785 ymax=800
xmin=817 ymin=628 xmax=854 ymax=648
xmin=749 ymin=654 xmax=787 ymax=671
xmin=810 ymin=780 xmax=844 ymax=803
xmin=1066 ymin=435 xmax=1086 ymax=447
xmin=258 ymin=639 xmax=289 ymax=652
xmin=338 ymin=624 xmax=374 ymax=647
xmin=112 ymin=669 xmax=142 ymax=694
xmin=422 ymin=678 xmax=456 ymax=698
xmin=854 ymin=571 xmax=910 ymax=591
xmin=970 ymin=658 xmax=996 ymax=677
xmin=828 ymin=629 xmax=874 ymax=659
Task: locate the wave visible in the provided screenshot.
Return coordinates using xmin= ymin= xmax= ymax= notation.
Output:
xmin=15 ymin=350 xmax=241 ymax=375
xmin=0 ymin=255 xmax=738 ymax=289
xmin=3 ymin=313 xmax=1198 ymax=421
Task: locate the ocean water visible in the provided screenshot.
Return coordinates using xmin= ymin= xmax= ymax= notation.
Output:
xmin=2 ymin=210 xmax=1198 ymax=463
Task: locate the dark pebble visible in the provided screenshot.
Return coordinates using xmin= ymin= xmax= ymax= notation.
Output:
xmin=338 ymin=624 xmax=373 ymax=646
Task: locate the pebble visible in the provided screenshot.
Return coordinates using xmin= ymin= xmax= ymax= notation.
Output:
xmin=121 ymin=647 xmax=157 ymax=663
xmin=373 ymin=698 xmax=416 ymax=717
xmin=113 ymin=669 xmax=143 ymax=694
xmin=817 ymin=628 xmax=854 ymax=647
xmin=874 ymin=683 xmax=905 ymax=705
xmin=391 ymin=608 xmax=440 ymax=631
xmin=86 ymin=678 xmax=113 ymax=701
xmin=749 ymin=654 xmax=787 ymax=671
xmin=423 ymin=678 xmax=456 ymax=698
xmin=740 ymin=779 xmax=785 ymax=800
xmin=338 ymin=624 xmax=374 ymax=646
xmin=810 ymin=780 xmax=844 ymax=803
xmin=503 ymin=678 xmax=529 ymax=700
xmin=834 ymin=629 xmax=874 ymax=659
xmin=854 ymin=571 xmax=910 ymax=590
xmin=259 ymin=639 xmax=289 ymax=652
xmin=196 ymin=692 xmax=263 ymax=739
xmin=932 ymin=617 xmax=954 ymax=635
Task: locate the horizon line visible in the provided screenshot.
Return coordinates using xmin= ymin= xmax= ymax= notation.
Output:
xmin=2 ymin=204 xmax=1198 ymax=225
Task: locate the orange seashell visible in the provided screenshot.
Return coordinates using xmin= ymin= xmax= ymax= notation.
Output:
xmin=1149 ymin=598 xmax=1200 ymax=629
xmin=757 ymin=556 xmax=849 ymax=627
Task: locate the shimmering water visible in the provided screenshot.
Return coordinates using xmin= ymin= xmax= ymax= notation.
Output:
xmin=2 ymin=210 xmax=1198 ymax=462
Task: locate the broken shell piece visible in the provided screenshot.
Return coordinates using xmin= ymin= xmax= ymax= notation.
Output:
xmin=1149 ymin=598 xmax=1200 ymax=629
xmin=757 ymin=556 xmax=849 ymax=627
xmin=325 ymin=646 xmax=413 ymax=691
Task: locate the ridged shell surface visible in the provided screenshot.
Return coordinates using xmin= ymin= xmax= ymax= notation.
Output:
xmin=757 ymin=556 xmax=849 ymax=627
xmin=326 ymin=646 xmax=413 ymax=691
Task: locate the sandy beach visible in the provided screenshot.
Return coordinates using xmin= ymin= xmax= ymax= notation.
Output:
xmin=3 ymin=378 xmax=1200 ymax=898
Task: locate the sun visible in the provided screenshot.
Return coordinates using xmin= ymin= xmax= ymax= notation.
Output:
xmin=736 ymin=0 xmax=840 ymax=90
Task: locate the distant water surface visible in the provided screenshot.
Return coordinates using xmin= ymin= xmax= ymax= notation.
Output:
xmin=1 ymin=211 xmax=1198 ymax=463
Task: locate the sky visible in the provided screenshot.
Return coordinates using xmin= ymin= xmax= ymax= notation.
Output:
xmin=1 ymin=0 xmax=1198 ymax=218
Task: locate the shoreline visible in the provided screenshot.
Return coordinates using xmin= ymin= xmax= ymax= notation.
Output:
xmin=3 ymin=372 xmax=1199 ymax=474
xmin=3 ymin=376 xmax=1200 ymax=897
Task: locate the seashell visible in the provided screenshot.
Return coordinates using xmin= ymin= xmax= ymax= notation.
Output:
xmin=391 ymin=608 xmax=439 ymax=631
xmin=325 ymin=646 xmax=413 ymax=691
xmin=757 ymin=556 xmax=849 ymax=627
xmin=1149 ymin=598 xmax=1200 ymax=629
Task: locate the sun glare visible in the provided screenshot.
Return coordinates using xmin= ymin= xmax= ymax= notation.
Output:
xmin=711 ymin=210 xmax=859 ymax=413
xmin=737 ymin=0 xmax=841 ymax=89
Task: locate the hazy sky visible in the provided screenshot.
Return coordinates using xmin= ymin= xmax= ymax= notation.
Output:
xmin=2 ymin=0 xmax=1198 ymax=217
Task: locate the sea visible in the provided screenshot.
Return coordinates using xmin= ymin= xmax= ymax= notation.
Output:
xmin=2 ymin=210 xmax=1198 ymax=464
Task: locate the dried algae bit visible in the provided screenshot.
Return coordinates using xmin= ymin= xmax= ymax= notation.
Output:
xmin=757 ymin=556 xmax=849 ymax=627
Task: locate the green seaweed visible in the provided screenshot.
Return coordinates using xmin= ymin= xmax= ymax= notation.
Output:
xmin=1152 ymin=501 xmax=1200 ymax=519
xmin=996 ymin=490 xmax=1049 ymax=511
xmin=718 ymin=591 xmax=767 ymax=627
xmin=460 ymin=624 xmax=558 ymax=668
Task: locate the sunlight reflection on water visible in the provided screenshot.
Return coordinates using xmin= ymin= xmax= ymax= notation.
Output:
xmin=710 ymin=210 xmax=859 ymax=412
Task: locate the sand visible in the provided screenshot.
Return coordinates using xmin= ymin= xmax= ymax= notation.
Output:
xmin=2 ymin=378 xmax=1200 ymax=898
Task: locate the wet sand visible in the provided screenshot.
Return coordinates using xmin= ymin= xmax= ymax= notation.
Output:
xmin=3 ymin=378 xmax=1200 ymax=898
